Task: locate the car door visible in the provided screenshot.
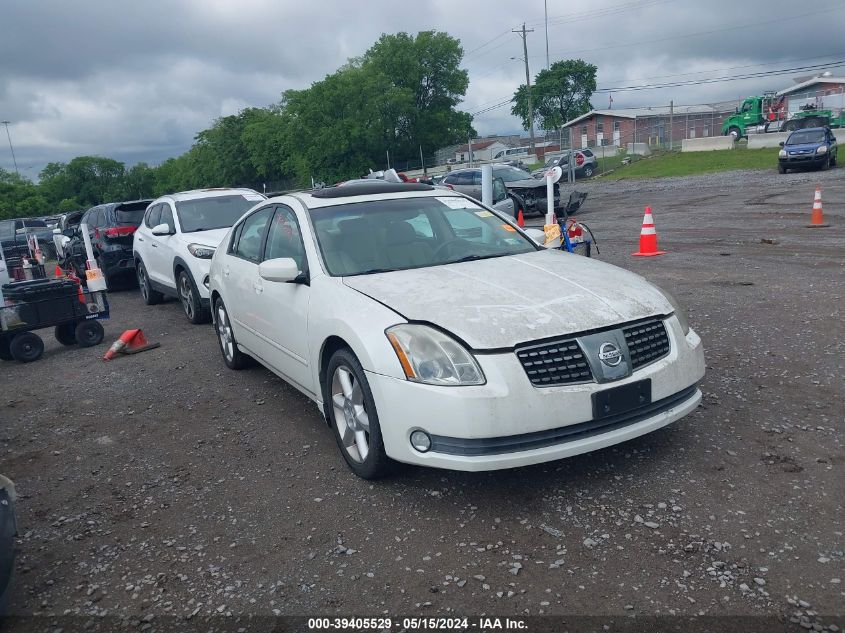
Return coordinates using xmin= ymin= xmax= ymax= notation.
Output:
xmin=491 ymin=178 xmax=514 ymax=216
xmin=134 ymin=204 xmax=160 ymax=275
xmin=250 ymin=204 xmax=314 ymax=395
xmin=221 ymin=206 xmax=275 ymax=353
xmin=148 ymin=203 xmax=179 ymax=288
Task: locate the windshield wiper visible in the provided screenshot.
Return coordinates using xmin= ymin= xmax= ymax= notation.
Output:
xmin=354 ymin=268 xmax=398 ymax=276
xmin=449 ymin=253 xmax=507 ymax=264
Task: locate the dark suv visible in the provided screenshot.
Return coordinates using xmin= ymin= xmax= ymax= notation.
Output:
xmin=63 ymin=200 xmax=152 ymax=285
xmin=778 ymin=127 xmax=838 ymax=173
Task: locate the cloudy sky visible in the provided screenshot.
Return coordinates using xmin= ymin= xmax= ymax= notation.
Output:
xmin=2 ymin=0 xmax=844 ymax=177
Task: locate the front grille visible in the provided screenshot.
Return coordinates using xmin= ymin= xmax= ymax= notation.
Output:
xmin=623 ymin=319 xmax=670 ymax=369
xmin=515 ymin=338 xmax=592 ymax=386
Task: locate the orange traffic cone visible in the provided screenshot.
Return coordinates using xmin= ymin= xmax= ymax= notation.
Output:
xmin=103 ymin=329 xmax=160 ymax=361
xmin=807 ymin=186 xmax=829 ymax=228
xmin=517 ymin=209 xmax=525 ymax=227
xmin=55 ymin=265 xmax=63 ymax=278
xmin=632 ymin=206 xmax=666 ymax=257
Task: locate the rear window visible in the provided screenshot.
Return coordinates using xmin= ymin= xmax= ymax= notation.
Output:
xmin=23 ymin=219 xmax=48 ymax=228
xmin=114 ymin=203 xmax=150 ymax=226
xmin=581 ymin=150 xmax=594 ymax=157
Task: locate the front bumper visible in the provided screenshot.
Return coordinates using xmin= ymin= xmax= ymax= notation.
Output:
xmin=366 ymin=316 xmax=705 ymax=471
xmin=779 ymin=154 xmax=827 ymax=168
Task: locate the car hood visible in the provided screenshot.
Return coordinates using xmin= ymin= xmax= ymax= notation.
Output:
xmin=784 ymin=143 xmax=824 ymax=153
xmin=503 ymin=177 xmax=547 ymax=189
xmin=343 ymin=249 xmax=674 ymax=349
xmin=177 ymin=227 xmax=231 ymax=248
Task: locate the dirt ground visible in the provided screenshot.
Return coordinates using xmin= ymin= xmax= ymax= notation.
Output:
xmin=2 ymin=168 xmax=843 ymax=632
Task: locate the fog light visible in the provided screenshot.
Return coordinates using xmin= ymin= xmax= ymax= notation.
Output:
xmin=410 ymin=430 xmax=431 ymax=453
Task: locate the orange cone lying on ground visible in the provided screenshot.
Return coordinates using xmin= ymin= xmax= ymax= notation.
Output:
xmin=807 ymin=186 xmax=829 ymax=228
xmin=103 ymin=329 xmax=160 ymax=361
xmin=517 ymin=209 xmax=525 ymax=227
xmin=632 ymin=206 xmax=666 ymax=257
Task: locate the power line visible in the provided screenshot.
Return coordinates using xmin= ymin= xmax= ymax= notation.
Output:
xmin=543 ymin=5 xmax=845 ymax=60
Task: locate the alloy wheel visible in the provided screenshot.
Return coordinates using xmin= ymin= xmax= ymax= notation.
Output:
xmin=216 ymin=304 xmax=234 ymax=362
xmin=138 ymin=264 xmax=148 ymax=300
xmin=179 ymin=274 xmax=195 ymax=320
xmin=331 ymin=366 xmax=370 ymax=463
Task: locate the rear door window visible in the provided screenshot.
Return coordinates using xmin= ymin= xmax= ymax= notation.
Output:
xmin=160 ymin=205 xmax=176 ymax=233
xmin=145 ymin=205 xmax=162 ymax=229
xmin=232 ymin=207 xmax=273 ymax=263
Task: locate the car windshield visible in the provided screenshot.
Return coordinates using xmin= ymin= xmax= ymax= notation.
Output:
xmin=787 ymin=130 xmax=825 ymax=145
xmin=175 ymin=194 xmax=262 ymax=232
xmin=493 ymin=166 xmax=530 ymax=182
xmin=309 ymin=196 xmax=537 ymax=277
xmin=23 ymin=220 xmax=48 ymax=228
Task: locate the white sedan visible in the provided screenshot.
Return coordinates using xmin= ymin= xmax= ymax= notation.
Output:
xmin=207 ymin=182 xmax=705 ymax=479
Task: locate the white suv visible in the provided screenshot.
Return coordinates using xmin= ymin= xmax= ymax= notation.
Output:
xmin=133 ymin=188 xmax=265 ymax=323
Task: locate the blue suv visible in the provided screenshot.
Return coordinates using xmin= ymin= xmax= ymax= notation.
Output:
xmin=778 ymin=127 xmax=838 ymax=173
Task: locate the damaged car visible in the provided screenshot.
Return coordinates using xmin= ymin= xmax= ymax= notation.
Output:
xmin=207 ymin=182 xmax=705 ymax=479
xmin=442 ymin=164 xmax=561 ymax=216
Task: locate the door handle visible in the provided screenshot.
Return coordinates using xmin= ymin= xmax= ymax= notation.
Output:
xmin=223 ymin=266 xmax=230 ymax=277
xmin=137 ymin=237 xmax=144 ymax=242
xmin=151 ymin=243 xmax=158 ymax=248
xmin=252 ymin=282 xmax=263 ymax=294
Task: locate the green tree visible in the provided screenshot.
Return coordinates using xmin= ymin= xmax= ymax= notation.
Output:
xmin=511 ymin=59 xmax=597 ymax=132
xmin=39 ymin=156 xmax=126 ymax=207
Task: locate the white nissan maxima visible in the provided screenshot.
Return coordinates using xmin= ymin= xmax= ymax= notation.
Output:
xmin=207 ymin=182 xmax=705 ymax=479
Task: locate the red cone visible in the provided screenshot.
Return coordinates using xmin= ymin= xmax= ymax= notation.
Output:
xmin=632 ymin=206 xmax=666 ymax=257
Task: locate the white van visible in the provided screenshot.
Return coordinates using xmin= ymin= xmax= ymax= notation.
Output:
xmin=492 ymin=146 xmax=530 ymax=160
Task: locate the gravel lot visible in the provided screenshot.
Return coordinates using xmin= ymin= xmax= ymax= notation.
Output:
xmin=2 ymin=168 xmax=843 ymax=631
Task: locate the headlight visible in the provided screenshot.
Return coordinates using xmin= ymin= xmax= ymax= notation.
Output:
xmin=386 ymin=324 xmax=485 ymax=386
xmin=816 ymin=145 xmax=828 ymax=154
xmin=657 ymin=287 xmax=691 ymax=336
xmin=778 ymin=149 xmax=787 ymax=158
xmin=187 ymin=243 xmax=216 ymax=259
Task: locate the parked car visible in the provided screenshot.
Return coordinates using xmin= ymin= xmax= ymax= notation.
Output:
xmin=532 ymin=149 xmax=597 ymax=180
xmin=207 ymin=181 xmax=705 ymax=479
xmin=0 ymin=475 xmax=17 ymax=615
xmin=442 ymin=165 xmax=560 ymax=216
xmin=436 ymin=176 xmax=513 ymax=216
xmin=61 ymin=199 xmax=152 ymax=286
xmin=0 ymin=217 xmax=57 ymax=261
xmin=778 ymin=127 xmax=837 ymax=173
xmin=133 ymin=188 xmax=266 ymax=323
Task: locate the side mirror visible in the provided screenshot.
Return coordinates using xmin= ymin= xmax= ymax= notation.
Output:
xmin=523 ymin=228 xmax=547 ymax=245
xmin=778 ymin=141 xmax=785 ymax=147
xmin=62 ymin=227 xmax=77 ymax=238
xmin=151 ymin=223 xmax=173 ymax=236
xmin=259 ymin=257 xmax=301 ymax=283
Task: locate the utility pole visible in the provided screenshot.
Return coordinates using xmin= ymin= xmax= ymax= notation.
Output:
xmin=544 ymin=0 xmax=550 ymax=70
xmin=467 ymin=136 xmax=473 ymax=168
xmin=669 ymin=100 xmax=674 ymax=151
xmin=419 ymin=145 xmax=426 ymax=176
xmin=1 ymin=121 xmax=19 ymax=177
xmin=513 ymin=23 xmax=536 ymax=158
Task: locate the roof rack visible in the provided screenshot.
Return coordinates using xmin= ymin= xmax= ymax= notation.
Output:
xmin=310 ymin=182 xmax=434 ymax=199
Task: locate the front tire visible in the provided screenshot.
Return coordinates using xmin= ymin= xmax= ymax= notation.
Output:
xmin=10 ymin=332 xmax=44 ymax=363
xmin=178 ymin=270 xmax=209 ymax=324
xmin=213 ymin=298 xmax=252 ymax=370
xmin=136 ymin=259 xmax=163 ymax=305
xmin=582 ymin=165 xmax=594 ymax=178
xmin=820 ymin=156 xmax=830 ymax=171
xmin=325 ymin=348 xmax=391 ymax=479
xmin=728 ymin=127 xmax=741 ymax=141
xmin=778 ymin=164 xmax=787 ymax=174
